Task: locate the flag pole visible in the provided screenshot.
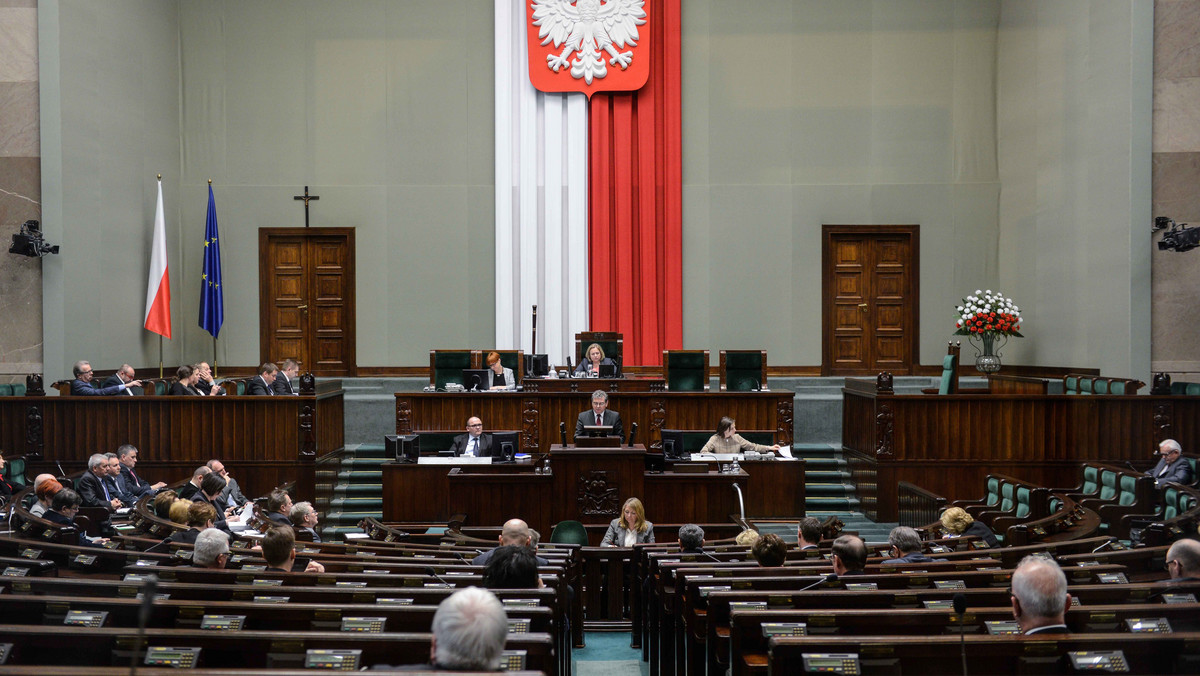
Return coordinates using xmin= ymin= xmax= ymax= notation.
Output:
xmin=158 ymin=335 xmax=163 ymax=379
xmin=213 ymin=336 xmax=218 ymax=377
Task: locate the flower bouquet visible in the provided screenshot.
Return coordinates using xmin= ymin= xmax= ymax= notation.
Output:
xmin=954 ymin=290 xmax=1022 ymax=373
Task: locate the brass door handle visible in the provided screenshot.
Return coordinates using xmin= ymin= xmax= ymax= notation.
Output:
xmin=297 ymin=304 xmax=308 ymax=311
xmin=858 ymin=303 xmax=868 ymax=312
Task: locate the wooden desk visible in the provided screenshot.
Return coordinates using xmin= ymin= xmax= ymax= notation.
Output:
xmin=842 ymin=378 xmax=1200 ymax=521
xmin=395 ymin=389 xmax=794 ymax=453
xmin=382 ymin=446 xmax=792 ymax=539
xmin=0 ymin=382 xmax=345 ymax=501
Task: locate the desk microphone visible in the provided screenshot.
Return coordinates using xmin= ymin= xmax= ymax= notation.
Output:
xmin=1092 ymin=538 xmax=1116 ymax=553
xmin=56 ymin=461 xmax=67 ymax=479
xmin=697 ymin=550 xmax=723 ymax=564
xmin=129 ymin=573 xmax=159 ymax=676
xmin=628 ymin=422 xmax=638 ymax=446
xmin=453 ymin=552 xmax=470 ymax=565
xmin=423 ymin=566 xmax=455 ymax=586
xmin=560 ymin=422 xmax=568 ymax=447
xmin=799 ymin=573 xmax=837 ymax=592
xmin=953 ymin=592 xmax=968 ymax=675
xmin=752 ymin=379 xmax=761 ymax=392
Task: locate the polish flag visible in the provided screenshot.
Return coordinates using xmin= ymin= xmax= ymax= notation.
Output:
xmin=144 ymin=179 xmax=171 ymax=338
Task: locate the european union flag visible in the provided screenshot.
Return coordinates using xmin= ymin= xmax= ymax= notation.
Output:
xmin=199 ymin=184 xmax=224 ymax=338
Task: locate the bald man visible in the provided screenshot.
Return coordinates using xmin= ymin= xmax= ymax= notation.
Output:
xmin=1167 ymin=539 xmax=1200 ymax=581
xmin=1011 ymin=556 xmax=1071 ymax=634
xmin=471 ymin=518 xmax=548 ymax=567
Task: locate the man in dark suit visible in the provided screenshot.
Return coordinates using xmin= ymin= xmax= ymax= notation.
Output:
xmin=194 ymin=361 xmax=224 ymax=396
xmin=1011 ymin=556 xmax=1071 ymax=634
xmin=273 ymin=359 xmax=300 ymax=395
xmin=881 ymin=526 xmax=940 ymax=564
xmin=796 ymin=517 xmax=822 ymax=551
xmin=70 ymin=360 xmax=141 ymax=396
xmin=831 ymin=535 xmax=867 ymax=576
xmin=574 ymin=389 xmax=623 ymax=440
xmin=117 ymin=445 xmax=166 ymax=500
xmin=77 ymin=453 xmax=121 ymax=510
xmin=101 ymin=364 xmax=143 ymax=396
xmin=1149 ymin=439 xmax=1193 ymax=487
xmin=245 ymin=362 xmax=277 ymax=395
xmin=177 ymin=465 xmax=210 ymax=500
xmin=450 ymin=416 xmax=494 ymax=457
xmin=207 ymin=459 xmax=249 ymax=512
xmin=265 ymin=488 xmax=293 ymax=526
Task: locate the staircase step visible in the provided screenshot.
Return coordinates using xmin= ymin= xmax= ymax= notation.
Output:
xmin=338 ymin=470 xmax=382 ymax=482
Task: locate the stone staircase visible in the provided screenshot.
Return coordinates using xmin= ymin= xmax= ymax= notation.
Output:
xmin=321 ymin=375 xmax=984 ymax=540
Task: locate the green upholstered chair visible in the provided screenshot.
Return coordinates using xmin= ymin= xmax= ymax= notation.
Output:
xmin=235 ymin=380 xmax=246 ymax=395
xmin=549 ymin=519 xmax=589 ymax=546
xmin=1109 ymin=380 xmax=1127 ymax=395
xmin=720 ymin=350 xmax=767 ymax=391
xmin=0 ymin=384 xmax=11 ymax=396
xmin=1078 ymin=377 xmax=1093 ymax=395
xmin=1092 ymin=379 xmax=1109 ymax=395
xmin=662 ymin=350 xmax=710 ymax=391
xmin=429 ymin=350 xmax=478 ymax=390
xmin=1064 ymin=376 xmax=1079 ymax=394
xmin=937 ymin=342 xmax=961 ymax=395
xmin=478 ymin=349 xmax=523 ymax=387
xmin=1170 ymin=381 xmax=1200 ymax=395
xmin=574 ymin=332 xmax=623 ymax=370
xmin=5 ymin=456 xmax=26 ymax=487
xmin=1097 ymin=470 xmax=1118 ymax=502
xmin=1078 ymin=466 xmax=1100 ymax=497
xmin=10 ymin=383 xmax=24 ymax=396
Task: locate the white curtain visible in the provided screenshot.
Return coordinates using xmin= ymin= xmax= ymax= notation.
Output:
xmin=494 ymin=0 xmax=590 ymax=365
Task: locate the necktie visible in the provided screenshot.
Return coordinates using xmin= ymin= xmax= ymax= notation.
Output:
xmin=469 ymin=437 xmax=477 ymax=456
xmin=596 ymin=414 xmax=602 ymax=426
xmin=101 ymin=478 xmax=110 ymax=500
xmin=130 ymin=469 xmax=141 ymax=487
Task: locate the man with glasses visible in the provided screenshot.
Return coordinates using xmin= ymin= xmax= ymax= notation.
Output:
xmin=207 ymin=459 xmax=249 ymax=514
xmin=1166 ymin=539 xmax=1200 ymax=581
xmin=101 ymin=364 xmax=142 ymax=396
xmin=450 ymin=416 xmax=494 ymax=457
xmin=1149 ymin=439 xmax=1193 ymax=488
xmin=194 ymin=362 xmax=224 ymax=396
xmin=70 ymin=360 xmax=141 ymax=396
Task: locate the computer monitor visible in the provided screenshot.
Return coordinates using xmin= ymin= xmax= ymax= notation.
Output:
xmin=598 ymin=363 xmax=617 ymax=378
xmin=526 ymin=354 xmax=550 ymax=378
xmin=385 ymin=434 xmax=419 ymax=463
xmin=660 ymin=429 xmax=685 ymax=460
xmin=491 ymin=431 xmax=519 ymax=461
xmin=581 ymin=425 xmax=614 ymax=438
xmin=461 ymin=369 xmax=490 ymax=391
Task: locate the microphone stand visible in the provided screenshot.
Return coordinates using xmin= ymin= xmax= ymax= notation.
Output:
xmin=953 ymin=592 xmax=968 ymax=675
xmin=423 ymin=566 xmax=455 ymax=587
xmin=129 ymin=574 xmax=159 ymax=676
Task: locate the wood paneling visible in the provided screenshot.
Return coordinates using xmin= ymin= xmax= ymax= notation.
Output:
xmin=2 ymin=385 xmax=344 ymax=501
xmin=843 ymin=384 xmax=1200 ymax=521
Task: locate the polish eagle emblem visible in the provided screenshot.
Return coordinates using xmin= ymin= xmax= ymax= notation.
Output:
xmin=530 ymin=0 xmax=648 ymax=86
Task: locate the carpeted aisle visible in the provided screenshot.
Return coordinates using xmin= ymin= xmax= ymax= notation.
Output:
xmin=573 ymin=632 xmax=646 ymax=676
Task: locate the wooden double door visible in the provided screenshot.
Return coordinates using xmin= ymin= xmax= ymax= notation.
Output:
xmin=259 ymin=228 xmax=356 ymax=377
xmin=822 ymin=225 xmax=919 ymax=376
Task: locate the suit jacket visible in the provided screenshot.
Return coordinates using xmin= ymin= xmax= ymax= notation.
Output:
xmin=101 ymin=374 xmax=141 ymax=395
xmin=191 ymin=492 xmax=231 ymax=532
xmin=177 ymin=482 xmax=201 ymax=500
xmin=1150 ymin=456 xmax=1194 ymax=486
xmin=450 ymin=433 xmax=494 ymax=457
xmin=219 ymin=477 xmax=248 ymax=509
xmin=486 ymin=367 xmax=516 ymax=391
xmin=1024 ymin=624 xmax=1070 ymax=635
xmin=273 ymin=374 xmax=296 ymax=395
xmin=600 ymin=519 xmax=655 ymax=546
xmin=195 ymin=378 xmax=221 ymax=395
xmin=105 ymin=475 xmax=134 ymax=507
xmin=881 ymin=551 xmax=940 ymax=565
xmin=164 ymin=528 xmax=201 ymax=545
xmin=267 ymin=512 xmax=292 ymax=526
xmin=245 ymin=376 xmax=274 ymax=396
xmin=77 ymin=471 xmax=116 ymax=509
xmin=70 ymin=379 xmax=124 ymax=396
xmin=169 ymin=382 xmax=200 ymax=396
xmin=574 ymin=358 xmax=617 ymax=377
xmin=575 ymin=409 xmax=623 ymax=441
xmin=296 ymin=526 xmax=322 ymax=543
xmin=963 ymin=519 xmax=1000 ymax=547
xmin=44 ymin=510 xmax=94 ymax=547
xmin=119 ymin=465 xmax=155 ymax=500
xmin=471 ymin=546 xmax=549 ymax=567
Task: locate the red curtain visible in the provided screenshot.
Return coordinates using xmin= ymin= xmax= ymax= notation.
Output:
xmin=588 ymin=0 xmax=682 ymax=366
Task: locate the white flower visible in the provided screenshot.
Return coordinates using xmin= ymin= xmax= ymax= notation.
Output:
xmin=975 ymin=290 xmax=982 ymax=295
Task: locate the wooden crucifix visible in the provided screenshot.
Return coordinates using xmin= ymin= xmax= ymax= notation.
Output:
xmin=293 ymin=186 xmax=320 ymax=228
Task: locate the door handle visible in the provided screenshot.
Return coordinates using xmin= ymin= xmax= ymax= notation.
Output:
xmin=858 ymin=303 xmax=867 ymax=312
xmin=297 ymin=304 xmax=308 ymax=311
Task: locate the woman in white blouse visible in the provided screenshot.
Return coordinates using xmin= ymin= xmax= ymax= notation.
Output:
xmin=601 ymin=497 xmax=655 ymax=547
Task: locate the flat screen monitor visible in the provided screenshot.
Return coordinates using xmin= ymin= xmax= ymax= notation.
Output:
xmin=527 ymin=354 xmax=550 ymax=377
xmin=491 ymin=431 xmax=519 ymax=461
xmin=581 ymin=425 xmax=614 ymax=438
xmin=461 ymin=369 xmax=490 ymax=391
xmin=385 ymin=434 xmax=419 ymax=463
xmin=660 ymin=429 xmax=685 ymax=460
xmin=599 ymin=363 xmax=617 ymax=378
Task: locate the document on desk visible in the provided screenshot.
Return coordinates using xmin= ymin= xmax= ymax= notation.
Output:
xmin=777 ymin=445 xmax=795 ymax=459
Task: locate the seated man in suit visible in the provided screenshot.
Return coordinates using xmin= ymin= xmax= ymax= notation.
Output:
xmin=1011 ymin=555 xmax=1071 ymax=634
xmin=831 ymin=534 xmax=867 ymax=576
xmin=471 ymin=518 xmax=549 ymax=567
xmin=77 ymin=453 xmax=121 ymax=511
xmin=245 ymin=362 xmax=278 ymax=395
xmin=192 ymin=361 xmax=224 ymax=396
xmin=881 ymin=526 xmax=940 ymax=564
xmin=116 ymin=444 xmax=166 ymax=500
xmin=207 ymin=459 xmax=249 ymax=514
xmin=261 ymin=525 xmax=324 ymax=573
xmin=266 ymin=488 xmax=294 ymax=526
xmin=575 ymin=389 xmax=623 ymax=441
xmin=450 ymin=416 xmax=494 ymax=457
xmin=797 ymin=517 xmax=822 ymax=551
xmin=290 ymin=501 xmax=322 ymax=543
xmin=273 ymin=359 xmax=300 ymax=395
xmin=192 ymin=528 xmax=231 ymax=569
xmin=70 ymin=360 xmax=141 ymax=395
xmin=1167 ymin=539 xmax=1200 ymax=581
xmin=678 ymin=523 xmax=705 ymax=553
xmin=1149 ymin=439 xmax=1193 ymax=487
xmin=101 ymin=364 xmax=142 ymax=396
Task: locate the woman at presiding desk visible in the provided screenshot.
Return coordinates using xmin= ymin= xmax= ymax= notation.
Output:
xmin=700 ymin=416 xmax=781 ymax=455
xmin=169 ymin=364 xmax=201 ymax=395
xmin=601 ymin=497 xmax=655 ymax=547
xmin=574 ymin=342 xmax=617 ymax=377
xmin=485 ymin=351 xmax=516 ymax=391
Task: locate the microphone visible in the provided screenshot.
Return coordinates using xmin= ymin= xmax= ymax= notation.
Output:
xmin=56 ymin=461 xmax=67 ymax=479
xmin=454 ymin=552 xmax=470 ymax=565
xmin=798 ymin=573 xmax=837 ymax=592
xmin=698 ymin=550 xmax=723 ymax=564
xmin=566 ymin=357 xmax=574 ymax=378
xmin=1126 ymin=460 xmax=1142 ymax=474
xmin=752 ymin=379 xmax=761 ymax=392
xmin=732 ymin=484 xmax=746 ymax=524
xmin=560 ymin=422 xmax=568 ymax=447
xmin=129 ymin=574 xmax=159 ymax=675
xmin=423 ymin=566 xmax=454 ymax=586
xmin=628 ymin=422 xmax=638 ymax=446
xmin=953 ymin=592 xmax=968 ymax=675
xmin=1092 ymin=538 xmax=1116 ymax=553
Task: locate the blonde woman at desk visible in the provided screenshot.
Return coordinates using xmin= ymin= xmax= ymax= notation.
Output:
xmin=601 ymin=497 xmax=655 ymax=547
xmin=700 ymin=417 xmax=780 ymax=455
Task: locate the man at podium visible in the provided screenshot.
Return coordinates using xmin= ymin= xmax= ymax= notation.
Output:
xmin=575 ymin=390 xmax=623 ymax=441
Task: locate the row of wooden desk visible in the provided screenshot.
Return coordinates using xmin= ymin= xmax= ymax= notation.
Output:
xmin=381 ymin=446 xmax=806 ymax=541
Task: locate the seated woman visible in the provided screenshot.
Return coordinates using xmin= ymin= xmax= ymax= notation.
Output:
xmin=485 ymin=351 xmax=516 ymax=391
xmin=44 ymin=488 xmax=106 ymax=547
xmin=163 ymin=501 xmax=217 ymax=546
xmin=169 ymin=365 xmax=200 ymax=395
xmin=152 ymin=489 xmax=178 ymax=520
xmin=169 ymin=498 xmax=193 ymax=525
xmin=700 ymin=417 xmax=781 ymax=455
xmin=751 ymin=533 xmax=787 ymax=567
xmin=940 ymin=506 xmax=999 ymax=548
xmin=601 ymin=497 xmax=655 ymax=547
xmin=574 ymin=342 xmax=616 ymax=377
